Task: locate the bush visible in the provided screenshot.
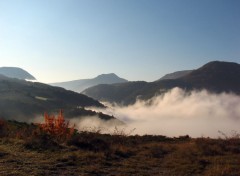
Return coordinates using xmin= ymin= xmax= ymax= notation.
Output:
xmin=67 ymin=133 xmax=110 ymax=152
xmin=24 ymin=130 xmax=61 ymax=151
xmin=195 ymin=138 xmax=224 ymax=156
xmin=0 ymin=119 xmax=7 ymax=137
xmin=38 ymin=110 xmax=75 ymax=143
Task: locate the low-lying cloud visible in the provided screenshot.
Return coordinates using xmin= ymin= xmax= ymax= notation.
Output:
xmin=70 ymin=116 xmax=123 ymax=133
xmin=88 ymin=88 xmax=240 ymax=138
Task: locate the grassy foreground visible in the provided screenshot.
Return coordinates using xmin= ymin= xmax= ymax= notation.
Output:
xmin=0 ymin=120 xmax=240 ymax=176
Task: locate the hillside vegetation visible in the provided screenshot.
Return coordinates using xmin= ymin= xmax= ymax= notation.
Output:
xmin=0 ymin=76 xmax=120 ymax=122
xmin=0 ymin=117 xmax=240 ymax=176
xmin=83 ymin=61 xmax=240 ymax=105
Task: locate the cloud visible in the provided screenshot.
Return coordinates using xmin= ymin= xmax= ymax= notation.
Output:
xmin=88 ymin=88 xmax=240 ymax=138
xmin=69 ymin=116 xmax=124 ymax=134
xmin=28 ymin=113 xmax=123 ymax=134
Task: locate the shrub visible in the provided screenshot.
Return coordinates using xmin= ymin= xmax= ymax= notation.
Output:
xmin=148 ymin=144 xmax=173 ymax=158
xmin=24 ymin=129 xmax=61 ymax=151
xmin=67 ymin=133 xmax=110 ymax=152
xmin=195 ymin=138 xmax=224 ymax=156
xmin=38 ymin=110 xmax=75 ymax=142
xmin=0 ymin=119 xmax=7 ymax=137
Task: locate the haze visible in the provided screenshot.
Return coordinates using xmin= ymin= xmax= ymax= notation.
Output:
xmin=0 ymin=0 xmax=240 ymax=83
xmin=85 ymin=88 xmax=240 ymax=137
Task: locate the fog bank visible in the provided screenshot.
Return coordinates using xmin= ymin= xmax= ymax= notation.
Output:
xmin=88 ymin=88 xmax=240 ymax=138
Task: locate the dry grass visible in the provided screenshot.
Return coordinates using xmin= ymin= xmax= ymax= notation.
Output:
xmin=0 ymin=119 xmax=240 ymax=175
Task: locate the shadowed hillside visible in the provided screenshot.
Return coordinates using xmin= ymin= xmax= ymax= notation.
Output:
xmin=158 ymin=70 xmax=192 ymax=80
xmin=83 ymin=61 xmax=240 ymax=105
xmin=180 ymin=61 xmax=240 ymax=92
xmin=0 ymin=76 xmax=119 ymax=122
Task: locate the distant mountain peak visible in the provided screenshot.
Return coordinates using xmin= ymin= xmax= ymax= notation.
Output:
xmin=95 ymin=73 xmax=125 ymax=80
xmin=83 ymin=60 xmax=240 ymax=105
xmin=0 ymin=67 xmax=36 ymax=80
xmin=189 ymin=61 xmax=240 ymax=77
xmin=203 ymin=60 xmax=237 ymax=65
xmin=96 ymin=73 xmax=117 ymax=77
xmin=50 ymin=73 xmax=128 ymax=93
xmin=199 ymin=61 xmax=240 ymax=70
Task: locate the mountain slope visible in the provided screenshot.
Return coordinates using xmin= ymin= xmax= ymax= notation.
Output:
xmin=0 ymin=76 xmax=119 ymax=122
xmin=180 ymin=61 xmax=240 ymax=92
xmin=82 ymin=81 xmax=148 ymax=105
xmin=83 ymin=61 xmax=240 ymax=105
xmin=0 ymin=67 xmax=36 ymax=80
xmin=83 ymin=79 xmax=186 ymax=105
xmin=158 ymin=70 xmax=192 ymax=80
xmin=50 ymin=73 xmax=127 ymax=93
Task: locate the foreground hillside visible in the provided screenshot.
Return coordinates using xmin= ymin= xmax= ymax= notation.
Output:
xmin=0 ymin=75 xmax=113 ymax=122
xmin=0 ymin=120 xmax=240 ymax=176
xmin=83 ymin=61 xmax=240 ymax=105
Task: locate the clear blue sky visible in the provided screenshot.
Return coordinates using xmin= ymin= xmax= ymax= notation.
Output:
xmin=0 ymin=0 xmax=239 ymax=83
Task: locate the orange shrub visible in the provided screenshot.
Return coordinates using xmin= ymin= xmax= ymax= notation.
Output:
xmin=39 ymin=110 xmax=75 ymax=141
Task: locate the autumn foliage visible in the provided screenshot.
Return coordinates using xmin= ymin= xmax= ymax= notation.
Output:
xmin=0 ymin=119 xmax=4 ymax=127
xmin=0 ymin=119 xmax=6 ymax=137
xmin=38 ymin=110 xmax=75 ymax=141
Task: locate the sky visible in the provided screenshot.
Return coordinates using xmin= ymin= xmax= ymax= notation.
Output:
xmin=0 ymin=0 xmax=239 ymax=83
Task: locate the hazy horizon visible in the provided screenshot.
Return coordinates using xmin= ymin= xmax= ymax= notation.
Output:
xmin=1 ymin=0 xmax=239 ymax=83
xmin=78 ymin=88 xmax=240 ymax=138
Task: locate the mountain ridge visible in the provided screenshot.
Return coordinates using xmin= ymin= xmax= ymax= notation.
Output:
xmin=0 ymin=67 xmax=36 ymax=80
xmin=50 ymin=73 xmax=128 ymax=93
xmin=0 ymin=76 xmax=120 ymax=122
xmin=158 ymin=70 xmax=192 ymax=81
xmin=83 ymin=61 xmax=240 ymax=105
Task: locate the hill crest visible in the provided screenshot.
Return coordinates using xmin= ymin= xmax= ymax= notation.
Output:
xmin=83 ymin=61 xmax=240 ymax=105
xmin=0 ymin=67 xmax=36 ymax=80
xmin=51 ymin=73 xmax=128 ymax=93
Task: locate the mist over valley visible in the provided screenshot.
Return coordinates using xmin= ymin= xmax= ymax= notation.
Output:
xmin=1 ymin=61 xmax=240 ymax=138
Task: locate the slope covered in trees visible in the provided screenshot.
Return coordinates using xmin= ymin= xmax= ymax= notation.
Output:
xmin=83 ymin=61 xmax=240 ymax=105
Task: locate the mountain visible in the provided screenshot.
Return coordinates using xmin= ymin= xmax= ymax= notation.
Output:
xmin=0 ymin=76 xmax=120 ymax=122
xmin=158 ymin=70 xmax=192 ymax=80
xmin=178 ymin=61 xmax=240 ymax=92
xmin=0 ymin=67 xmax=36 ymax=80
xmin=83 ymin=61 xmax=240 ymax=105
xmin=50 ymin=73 xmax=128 ymax=93
xmin=82 ymin=81 xmax=149 ymax=105
xmin=82 ymin=79 xmax=185 ymax=105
